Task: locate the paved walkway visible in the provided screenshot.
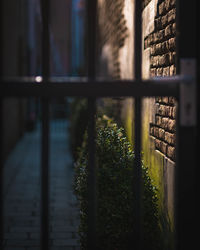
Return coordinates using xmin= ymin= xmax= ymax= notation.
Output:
xmin=3 ymin=120 xmax=80 ymax=250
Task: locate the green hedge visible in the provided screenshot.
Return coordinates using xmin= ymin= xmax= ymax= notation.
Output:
xmin=69 ymin=98 xmax=88 ymax=160
xmin=74 ymin=116 xmax=161 ymax=250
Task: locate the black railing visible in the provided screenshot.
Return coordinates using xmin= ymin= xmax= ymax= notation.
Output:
xmin=0 ymin=0 xmax=198 ymax=249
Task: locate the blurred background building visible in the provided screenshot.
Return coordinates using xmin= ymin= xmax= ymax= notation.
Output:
xmin=2 ymin=0 xmax=86 ymax=160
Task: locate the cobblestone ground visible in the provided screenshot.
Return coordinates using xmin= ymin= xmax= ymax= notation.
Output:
xmin=3 ymin=120 xmax=80 ymax=250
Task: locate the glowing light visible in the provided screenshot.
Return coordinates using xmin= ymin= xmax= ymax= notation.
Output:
xmin=35 ymin=76 xmax=42 ymax=83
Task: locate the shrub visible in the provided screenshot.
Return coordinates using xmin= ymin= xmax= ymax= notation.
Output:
xmin=97 ymin=98 xmax=122 ymax=126
xmin=69 ymin=98 xmax=121 ymax=161
xmin=74 ymin=116 xmax=161 ymax=250
xmin=69 ymin=98 xmax=88 ymax=160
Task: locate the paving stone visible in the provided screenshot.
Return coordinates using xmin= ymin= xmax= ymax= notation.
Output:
xmin=74 ymin=247 xmax=81 ymax=250
xmin=9 ymin=227 xmax=40 ymax=233
xmin=5 ymin=239 xmax=40 ymax=246
xmin=3 ymin=121 xmax=80 ymax=249
xmin=50 ymin=232 xmax=73 ymax=239
xmin=4 ymin=247 xmax=26 ymax=250
xmin=50 ymin=247 xmax=73 ymax=250
xmin=53 ymin=239 xmax=79 ymax=246
xmin=26 ymin=248 xmax=39 ymax=250
xmin=51 ymin=226 xmax=77 ymax=232
xmin=4 ymin=232 xmax=28 ymax=240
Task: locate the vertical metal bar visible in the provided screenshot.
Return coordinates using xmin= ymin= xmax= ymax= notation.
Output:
xmin=0 ymin=100 xmax=3 ymax=248
xmin=0 ymin=98 xmax=4 ymax=246
xmin=0 ymin=0 xmax=4 ymax=246
xmin=87 ymin=0 xmax=96 ymax=80
xmin=134 ymin=0 xmax=142 ymax=249
xmin=134 ymin=0 xmax=142 ymax=80
xmin=197 ymin=0 xmax=200 ymax=235
xmin=41 ymin=0 xmax=50 ymax=78
xmin=87 ymin=98 xmax=97 ymax=250
xmin=176 ymin=1 xmax=197 ymax=250
xmin=41 ymin=97 xmax=49 ymax=250
xmin=197 ymin=3 xmax=200 ymax=249
xmin=87 ymin=0 xmax=97 ymax=249
xmin=0 ymin=102 xmax=3 ymax=249
xmin=40 ymin=0 xmax=50 ymax=249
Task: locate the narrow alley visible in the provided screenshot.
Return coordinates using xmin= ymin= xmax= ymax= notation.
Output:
xmin=3 ymin=120 xmax=80 ymax=250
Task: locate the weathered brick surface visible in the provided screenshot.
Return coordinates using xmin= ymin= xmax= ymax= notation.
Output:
xmin=98 ymin=0 xmax=128 ymax=79
xmin=145 ymin=0 xmax=177 ymax=161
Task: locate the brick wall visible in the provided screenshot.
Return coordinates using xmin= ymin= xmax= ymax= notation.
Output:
xmin=98 ymin=0 xmax=129 ymax=79
xmin=98 ymin=0 xmax=177 ymax=161
xmin=143 ymin=0 xmax=177 ymax=161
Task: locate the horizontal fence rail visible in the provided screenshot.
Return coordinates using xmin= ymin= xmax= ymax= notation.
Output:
xmin=0 ymin=77 xmax=180 ymax=98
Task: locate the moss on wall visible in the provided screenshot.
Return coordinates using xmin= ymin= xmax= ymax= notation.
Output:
xmin=143 ymin=98 xmax=175 ymax=249
xmin=121 ymin=98 xmax=165 ymax=211
xmin=121 ymin=97 xmax=175 ymax=249
xmin=121 ymin=98 xmax=134 ymax=148
xmin=142 ymin=98 xmax=165 ymax=211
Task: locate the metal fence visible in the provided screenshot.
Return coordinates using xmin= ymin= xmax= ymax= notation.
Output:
xmin=0 ymin=0 xmax=198 ymax=249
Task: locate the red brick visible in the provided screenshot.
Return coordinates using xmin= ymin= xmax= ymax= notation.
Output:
xmin=155 ymin=139 xmax=161 ymax=149
xmin=156 ymin=68 xmax=163 ymax=76
xmin=168 ymin=37 xmax=176 ymax=51
xmin=161 ymin=41 xmax=168 ymax=53
xmin=168 ymin=9 xmax=176 ymax=23
xmin=161 ymin=14 xmax=168 ymax=27
xmin=150 ymin=125 xmax=154 ymax=135
xmin=172 ymin=106 xmax=177 ymax=119
xmin=155 ymin=43 xmax=162 ymax=54
xmin=165 ymin=0 xmax=171 ymax=12
xmin=158 ymin=54 xmax=170 ymax=66
xmin=170 ymin=65 xmax=176 ymax=76
xmin=155 ymin=115 xmax=162 ymax=126
xmin=150 ymin=68 xmax=156 ymax=77
xmin=159 ymin=128 xmax=165 ymax=140
xmin=167 ymin=146 xmax=176 ymax=160
xmin=172 ymin=23 xmax=176 ymax=35
xmin=165 ymin=132 xmax=176 ymax=145
xmin=167 ymin=118 xmax=176 ymax=132
xmin=170 ymin=0 xmax=176 ymax=8
xmin=163 ymin=66 xmax=170 ymax=76
xmin=154 ymin=127 xmax=159 ymax=137
xmin=159 ymin=2 xmax=166 ymax=15
xmin=155 ymin=17 xmax=162 ymax=29
xmin=165 ymin=24 xmax=172 ymax=37
xmin=161 ymin=117 xmax=169 ymax=130
xmin=161 ymin=141 xmax=167 ymax=154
